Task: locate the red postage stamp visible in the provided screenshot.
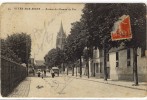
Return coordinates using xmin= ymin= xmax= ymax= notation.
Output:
xmin=111 ymin=15 xmax=132 ymax=41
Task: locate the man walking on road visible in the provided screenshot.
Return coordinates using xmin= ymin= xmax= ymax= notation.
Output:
xmin=44 ymin=70 xmax=46 ymax=76
xmin=50 ymin=69 xmax=55 ymax=78
xmin=41 ymin=71 xmax=44 ymax=79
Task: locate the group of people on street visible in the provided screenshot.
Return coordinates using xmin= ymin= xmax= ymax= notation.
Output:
xmin=37 ymin=70 xmax=46 ymax=78
xmin=37 ymin=69 xmax=55 ymax=78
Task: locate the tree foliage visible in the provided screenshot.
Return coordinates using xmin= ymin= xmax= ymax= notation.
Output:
xmin=64 ymin=21 xmax=86 ymax=63
xmin=81 ymin=3 xmax=146 ymax=50
xmin=44 ymin=4 xmax=146 ymax=76
xmin=80 ymin=3 xmax=146 ymax=82
xmin=1 ymin=39 xmax=21 ymax=63
xmin=44 ymin=48 xmax=64 ymax=68
xmin=6 ymin=33 xmax=31 ymax=64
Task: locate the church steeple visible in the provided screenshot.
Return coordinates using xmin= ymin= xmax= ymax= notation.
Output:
xmin=59 ymin=21 xmax=64 ymax=34
xmin=57 ymin=21 xmax=66 ymax=37
xmin=56 ymin=21 xmax=66 ymax=50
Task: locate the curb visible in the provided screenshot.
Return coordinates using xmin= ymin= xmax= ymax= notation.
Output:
xmin=73 ymin=76 xmax=147 ymax=92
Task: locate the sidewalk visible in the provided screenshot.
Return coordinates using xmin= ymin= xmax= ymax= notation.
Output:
xmin=8 ymin=77 xmax=31 ymax=97
xmin=71 ymin=74 xmax=147 ymax=91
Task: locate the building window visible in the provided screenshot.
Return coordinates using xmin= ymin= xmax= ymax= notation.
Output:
xmin=141 ymin=48 xmax=145 ymax=57
xmin=99 ymin=50 xmax=102 ymax=57
xmin=107 ymin=54 xmax=109 ymax=61
xmin=94 ymin=63 xmax=96 ymax=72
xmin=127 ymin=49 xmax=131 ymax=67
xmin=116 ymin=52 xmax=119 ymax=67
xmin=95 ymin=63 xmax=99 ymax=73
xmin=94 ymin=63 xmax=99 ymax=73
xmin=127 ymin=49 xmax=131 ymax=59
xmin=116 ymin=52 xmax=119 ymax=60
xmin=116 ymin=62 xmax=119 ymax=67
xmin=127 ymin=61 xmax=131 ymax=66
xmin=100 ymin=62 xmax=102 ymax=73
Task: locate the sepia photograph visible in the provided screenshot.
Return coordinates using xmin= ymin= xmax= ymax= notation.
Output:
xmin=0 ymin=3 xmax=147 ymax=98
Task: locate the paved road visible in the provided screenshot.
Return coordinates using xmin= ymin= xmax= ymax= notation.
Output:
xmin=26 ymin=74 xmax=146 ymax=98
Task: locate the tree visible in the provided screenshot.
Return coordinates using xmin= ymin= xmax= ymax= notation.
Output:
xmin=6 ymin=33 xmax=31 ymax=64
xmin=44 ymin=48 xmax=64 ymax=69
xmin=63 ymin=21 xmax=86 ymax=77
xmin=1 ymin=39 xmax=21 ymax=63
xmin=81 ymin=3 xmax=146 ymax=84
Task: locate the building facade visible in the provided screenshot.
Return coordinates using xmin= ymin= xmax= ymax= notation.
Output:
xmin=109 ymin=47 xmax=147 ymax=81
xmin=56 ymin=21 xmax=66 ymax=50
xmin=90 ymin=48 xmax=110 ymax=79
xmin=83 ymin=46 xmax=147 ymax=82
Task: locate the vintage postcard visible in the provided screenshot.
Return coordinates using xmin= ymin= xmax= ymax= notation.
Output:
xmin=0 ymin=3 xmax=147 ymax=98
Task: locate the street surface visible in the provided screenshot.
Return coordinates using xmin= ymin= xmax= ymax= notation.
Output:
xmin=8 ymin=73 xmax=147 ymax=98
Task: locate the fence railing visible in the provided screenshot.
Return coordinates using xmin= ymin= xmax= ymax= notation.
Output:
xmin=1 ymin=56 xmax=27 ymax=97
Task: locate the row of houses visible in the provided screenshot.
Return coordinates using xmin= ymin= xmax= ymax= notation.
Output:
xmin=74 ymin=44 xmax=147 ymax=82
xmin=56 ymin=21 xmax=147 ymax=82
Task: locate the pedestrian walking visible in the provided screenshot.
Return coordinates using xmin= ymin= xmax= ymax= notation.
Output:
xmin=37 ymin=70 xmax=41 ymax=77
xmin=32 ymin=68 xmax=35 ymax=76
xmin=44 ymin=70 xmax=46 ymax=76
xmin=50 ymin=69 xmax=55 ymax=78
xmin=41 ymin=71 xmax=44 ymax=79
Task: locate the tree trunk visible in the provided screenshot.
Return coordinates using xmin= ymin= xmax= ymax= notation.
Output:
xmin=63 ymin=63 xmax=65 ymax=72
xmin=103 ymin=41 xmax=107 ymax=81
xmin=94 ymin=63 xmax=95 ymax=77
xmin=76 ymin=66 xmax=77 ymax=77
xmin=67 ymin=66 xmax=68 ymax=75
xmin=87 ymin=59 xmax=89 ymax=78
xmin=72 ymin=65 xmax=74 ymax=76
xmin=80 ymin=57 xmax=82 ymax=77
xmin=133 ymin=47 xmax=138 ymax=86
xmin=26 ymin=63 xmax=29 ymax=76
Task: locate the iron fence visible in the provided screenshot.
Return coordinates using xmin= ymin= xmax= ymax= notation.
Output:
xmin=1 ymin=56 xmax=27 ymax=97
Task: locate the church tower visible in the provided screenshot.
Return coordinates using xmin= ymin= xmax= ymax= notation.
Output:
xmin=56 ymin=21 xmax=66 ymax=50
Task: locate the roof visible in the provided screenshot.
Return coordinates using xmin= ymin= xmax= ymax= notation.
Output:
xmin=35 ymin=60 xmax=45 ymax=66
xmin=109 ymin=43 xmax=127 ymax=53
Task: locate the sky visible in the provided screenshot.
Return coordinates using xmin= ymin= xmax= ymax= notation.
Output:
xmin=1 ymin=3 xmax=84 ymax=60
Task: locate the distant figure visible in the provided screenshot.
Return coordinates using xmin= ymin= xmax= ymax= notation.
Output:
xmin=38 ymin=71 xmax=41 ymax=77
xmin=41 ymin=71 xmax=44 ymax=79
xmin=44 ymin=70 xmax=46 ymax=76
xmin=32 ymin=68 xmax=35 ymax=76
xmin=50 ymin=69 xmax=55 ymax=78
